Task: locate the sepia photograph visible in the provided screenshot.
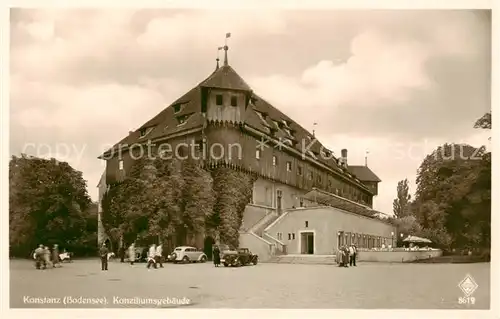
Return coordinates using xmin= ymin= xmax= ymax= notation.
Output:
xmin=5 ymin=3 xmax=495 ymax=314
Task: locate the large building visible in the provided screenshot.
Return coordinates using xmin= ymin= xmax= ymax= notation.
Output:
xmin=98 ymin=44 xmax=395 ymax=260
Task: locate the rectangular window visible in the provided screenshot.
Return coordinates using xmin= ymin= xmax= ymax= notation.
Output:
xmin=216 ymin=94 xmax=223 ymax=105
xmin=298 ymin=166 xmax=303 ymax=175
xmin=177 ymin=115 xmax=187 ymax=126
xmin=140 ymin=128 xmax=146 ymax=137
xmin=299 ymin=198 xmax=304 ymax=207
xmin=119 ymin=160 xmax=124 ymax=170
xmin=272 ymin=156 xmax=277 ymax=166
xmin=305 ymin=221 xmax=309 ymax=228
xmin=230 ymin=96 xmax=238 ymax=107
xmin=286 ymin=161 xmax=292 ymax=171
xmin=288 ymin=233 xmax=291 ymax=240
xmin=256 ymin=149 xmax=261 ymax=159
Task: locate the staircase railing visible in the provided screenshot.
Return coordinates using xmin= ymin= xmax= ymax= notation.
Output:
xmin=263 ymin=232 xmax=287 ymax=255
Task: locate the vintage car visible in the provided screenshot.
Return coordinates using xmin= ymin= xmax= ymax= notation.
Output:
xmin=168 ymin=246 xmax=207 ymax=263
xmin=223 ymin=248 xmax=258 ymax=267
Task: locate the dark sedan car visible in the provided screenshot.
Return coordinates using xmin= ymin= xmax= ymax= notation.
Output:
xmin=223 ymin=248 xmax=258 ymax=267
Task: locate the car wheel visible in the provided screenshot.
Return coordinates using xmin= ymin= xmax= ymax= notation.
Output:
xmin=200 ymin=256 xmax=207 ymax=263
xmin=182 ymin=256 xmax=189 ymax=263
xmin=223 ymin=263 xmax=228 ymax=267
xmin=253 ymin=259 xmax=258 ymax=265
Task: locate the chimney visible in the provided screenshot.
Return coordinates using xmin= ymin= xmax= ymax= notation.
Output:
xmin=341 ymin=149 xmax=348 ymax=167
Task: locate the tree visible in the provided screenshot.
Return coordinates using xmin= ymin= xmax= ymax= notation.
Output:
xmin=211 ymin=168 xmax=255 ymax=248
xmin=412 ymin=142 xmax=490 ymax=250
xmin=9 ymin=155 xmax=92 ymax=257
xmin=474 ymin=111 xmax=491 ymax=129
xmin=392 ymin=178 xmax=412 ymax=218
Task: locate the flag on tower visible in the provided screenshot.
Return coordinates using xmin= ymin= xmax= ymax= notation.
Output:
xmin=226 ymin=32 xmax=231 ymax=38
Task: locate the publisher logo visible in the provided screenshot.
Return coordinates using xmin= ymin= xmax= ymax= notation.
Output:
xmin=458 ymin=274 xmax=478 ymax=297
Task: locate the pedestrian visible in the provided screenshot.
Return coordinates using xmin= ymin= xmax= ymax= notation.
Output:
xmin=349 ymin=245 xmax=355 ymax=266
xmin=119 ymin=245 xmax=125 ymax=263
xmin=43 ymin=246 xmax=52 ymax=268
xmin=352 ymin=244 xmax=357 ymax=266
xmin=155 ymin=243 xmax=163 ymax=268
xmin=213 ymin=245 xmax=221 ymax=267
xmin=128 ymin=243 xmax=136 ymax=265
xmin=343 ymin=246 xmax=349 ymax=267
xmin=52 ymin=244 xmax=60 ymax=268
xmin=147 ymin=244 xmax=157 ymax=269
xmin=34 ymin=244 xmax=44 ymax=269
xmin=99 ymin=243 xmax=109 ymax=271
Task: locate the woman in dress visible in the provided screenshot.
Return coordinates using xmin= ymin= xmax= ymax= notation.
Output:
xmin=213 ymin=245 xmax=221 ymax=267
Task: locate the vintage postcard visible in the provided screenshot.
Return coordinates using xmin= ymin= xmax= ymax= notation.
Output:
xmin=3 ymin=1 xmax=497 ymax=318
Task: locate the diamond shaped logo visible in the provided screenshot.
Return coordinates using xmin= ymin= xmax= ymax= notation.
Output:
xmin=458 ymin=274 xmax=478 ymax=297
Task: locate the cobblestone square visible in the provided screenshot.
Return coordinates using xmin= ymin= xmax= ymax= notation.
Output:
xmin=10 ymin=259 xmax=490 ymax=309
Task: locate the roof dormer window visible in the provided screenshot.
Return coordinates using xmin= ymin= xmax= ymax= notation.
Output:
xmin=176 ymin=114 xmax=192 ymax=126
xmin=139 ymin=127 xmax=154 ymax=139
xmin=173 ymin=104 xmax=182 ymax=113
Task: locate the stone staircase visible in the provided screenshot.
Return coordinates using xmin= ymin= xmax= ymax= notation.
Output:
xmin=250 ymin=211 xmax=279 ymax=237
xmin=265 ymin=254 xmax=337 ymax=265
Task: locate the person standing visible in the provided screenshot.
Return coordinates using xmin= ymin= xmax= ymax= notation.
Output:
xmin=155 ymin=244 xmax=163 ymax=268
xmin=128 ymin=243 xmax=136 ymax=265
xmin=213 ymin=245 xmax=221 ymax=267
xmin=119 ymin=245 xmax=125 ymax=263
xmin=52 ymin=244 xmax=60 ymax=268
xmin=343 ymin=246 xmax=349 ymax=267
xmin=34 ymin=245 xmax=44 ymax=269
xmin=352 ymin=244 xmax=357 ymax=266
xmin=147 ymin=244 xmax=157 ymax=269
xmin=99 ymin=243 xmax=109 ymax=271
xmin=349 ymin=245 xmax=355 ymax=266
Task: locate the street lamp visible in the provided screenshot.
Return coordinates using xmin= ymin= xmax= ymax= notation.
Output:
xmin=391 ymin=231 xmax=394 ymax=247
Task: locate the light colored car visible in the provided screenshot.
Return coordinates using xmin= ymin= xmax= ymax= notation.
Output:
xmin=168 ymin=246 xmax=207 ymax=263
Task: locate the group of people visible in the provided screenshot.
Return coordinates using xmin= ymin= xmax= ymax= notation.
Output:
xmin=99 ymin=242 xmax=164 ymax=271
xmin=338 ymin=244 xmax=357 ymax=267
xmin=33 ymin=244 xmax=61 ymax=269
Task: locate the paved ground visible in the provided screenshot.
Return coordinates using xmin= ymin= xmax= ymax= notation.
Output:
xmin=10 ymin=259 xmax=490 ymax=309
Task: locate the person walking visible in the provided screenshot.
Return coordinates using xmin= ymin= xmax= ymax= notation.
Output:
xmin=99 ymin=243 xmax=109 ymax=271
xmin=43 ymin=246 xmax=52 ymax=268
xmin=213 ymin=245 xmax=221 ymax=267
xmin=155 ymin=243 xmax=163 ymax=268
xmin=34 ymin=244 xmax=45 ymax=269
xmin=52 ymin=244 xmax=61 ymax=268
xmin=128 ymin=243 xmax=136 ymax=265
xmin=146 ymin=244 xmax=157 ymax=269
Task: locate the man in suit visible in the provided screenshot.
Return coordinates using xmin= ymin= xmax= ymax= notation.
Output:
xmin=99 ymin=243 xmax=109 ymax=271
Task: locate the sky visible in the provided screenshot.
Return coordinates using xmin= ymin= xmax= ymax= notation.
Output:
xmin=9 ymin=9 xmax=491 ymax=214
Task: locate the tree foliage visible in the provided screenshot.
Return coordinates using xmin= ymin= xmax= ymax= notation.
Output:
xmin=101 ymin=157 xmax=218 ymax=250
xmin=9 ymin=155 xmax=93 ymax=257
xmin=410 ymin=138 xmax=490 ymax=249
xmin=392 ymin=178 xmax=412 ymax=218
xmin=210 ymin=168 xmax=255 ymax=248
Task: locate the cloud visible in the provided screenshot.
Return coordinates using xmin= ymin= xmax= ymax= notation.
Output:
xmin=9 ymin=9 xmax=491 ymax=216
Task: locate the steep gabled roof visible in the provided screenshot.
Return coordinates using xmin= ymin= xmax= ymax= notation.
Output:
xmin=200 ymin=65 xmax=252 ymax=91
xmin=347 ymin=165 xmax=382 ymax=182
xmin=98 ymin=62 xmax=376 ymax=190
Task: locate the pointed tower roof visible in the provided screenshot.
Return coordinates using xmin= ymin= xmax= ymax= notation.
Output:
xmin=200 ymin=65 xmax=252 ymax=91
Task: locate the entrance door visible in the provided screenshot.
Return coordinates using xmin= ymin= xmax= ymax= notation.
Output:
xmin=300 ymin=232 xmax=314 ymax=254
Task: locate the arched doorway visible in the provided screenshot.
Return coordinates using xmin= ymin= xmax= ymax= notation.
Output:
xmin=204 ymin=236 xmax=215 ymax=261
